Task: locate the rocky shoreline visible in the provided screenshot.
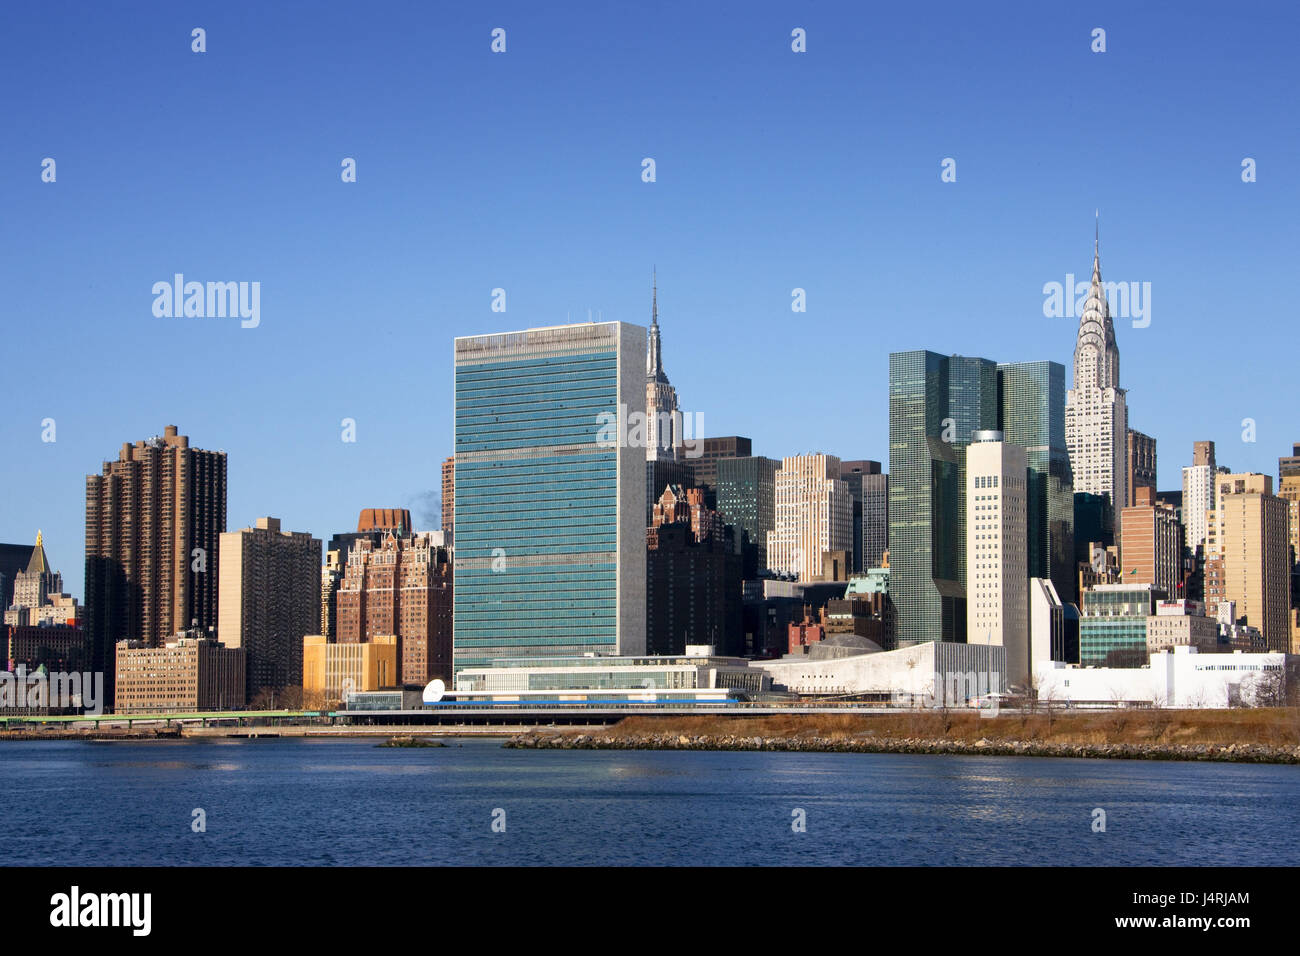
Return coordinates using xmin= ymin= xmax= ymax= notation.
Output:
xmin=0 ymin=727 xmax=182 ymax=741
xmin=504 ymin=730 xmax=1300 ymax=764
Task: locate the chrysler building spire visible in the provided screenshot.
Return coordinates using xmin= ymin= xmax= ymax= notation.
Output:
xmin=1066 ymin=218 xmax=1129 ymax=527
xmin=1074 ymin=217 xmax=1120 ymax=391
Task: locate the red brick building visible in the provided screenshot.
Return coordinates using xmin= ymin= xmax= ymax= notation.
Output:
xmin=788 ymin=607 xmax=828 ymax=654
xmin=336 ymin=532 xmax=452 ymax=685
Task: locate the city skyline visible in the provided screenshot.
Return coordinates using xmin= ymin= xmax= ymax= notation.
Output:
xmin=4 ymin=3 xmax=1297 ymax=602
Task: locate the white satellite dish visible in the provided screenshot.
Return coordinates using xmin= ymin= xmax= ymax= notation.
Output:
xmin=423 ymin=678 xmax=446 ymax=704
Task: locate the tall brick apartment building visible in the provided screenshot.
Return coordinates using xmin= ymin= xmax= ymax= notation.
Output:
xmin=336 ymin=531 xmax=452 ymax=685
xmin=85 ymin=425 xmax=227 ymax=700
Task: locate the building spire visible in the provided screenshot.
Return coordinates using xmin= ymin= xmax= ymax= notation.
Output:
xmin=651 ymin=267 xmax=658 ymax=327
xmin=1073 ymin=217 xmax=1119 ymax=391
xmin=647 ymin=269 xmax=666 ymax=381
xmin=1093 ymin=210 xmax=1100 ymax=278
xmin=25 ymin=529 xmax=50 ymax=575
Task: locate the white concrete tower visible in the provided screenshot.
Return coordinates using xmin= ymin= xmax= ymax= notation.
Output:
xmin=966 ymin=432 xmax=1030 ymax=689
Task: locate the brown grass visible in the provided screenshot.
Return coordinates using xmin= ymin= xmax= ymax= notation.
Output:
xmin=606 ymin=708 xmax=1300 ymax=748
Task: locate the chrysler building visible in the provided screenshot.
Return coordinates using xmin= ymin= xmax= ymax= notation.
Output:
xmin=1065 ymin=221 xmax=1128 ymax=528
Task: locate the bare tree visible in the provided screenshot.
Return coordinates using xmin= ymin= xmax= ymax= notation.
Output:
xmin=1249 ymin=668 xmax=1286 ymax=708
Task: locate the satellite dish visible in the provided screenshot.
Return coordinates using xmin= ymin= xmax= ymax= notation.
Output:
xmin=422 ymin=678 xmax=446 ymax=704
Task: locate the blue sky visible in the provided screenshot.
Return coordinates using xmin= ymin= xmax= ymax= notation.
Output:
xmin=2 ymin=1 xmax=1297 ymax=598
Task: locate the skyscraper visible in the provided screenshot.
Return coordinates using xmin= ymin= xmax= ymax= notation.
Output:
xmin=717 ymin=455 xmax=779 ymax=572
xmin=863 ymin=473 xmax=889 ymax=570
xmin=4 ymin=531 xmax=81 ymax=629
xmin=1065 ymin=226 xmax=1128 ymax=530
xmin=85 ymin=425 xmax=227 ymax=700
xmin=965 ymin=432 xmax=1029 ymax=687
xmin=1212 ymin=473 xmax=1290 ymax=652
xmin=690 ymin=436 xmax=753 ymax=497
xmin=0 ymin=542 xmax=36 ymax=612
xmin=1126 ymin=429 xmax=1157 ymax=508
xmin=768 ymin=454 xmax=852 ymax=582
xmin=645 ymin=271 xmax=682 ymax=462
xmin=336 ymin=530 xmax=453 ymax=684
xmin=453 ymin=322 xmax=646 ymax=671
xmin=441 ymin=456 xmax=455 ymax=534
xmin=1278 ymin=442 xmax=1300 ymax=577
xmin=645 ymin=486 xmax=742 ymax=655
xmin=218 ymin=517 xmax=322 ymax=701
xmin=9 ymin=531 xmax=61 ymax=612
xmin=839 ymin=460 xmax=886 ymax=574
xmin=1118 ymin=488 xmax=1182 ymax=600
xmin=1182 ymin=440 xmax=1217 ymax=555
xmin=998 ymin=360 xmax=1075 ymax=603
xmin=888 ymin=351 xmax=998 ymax=646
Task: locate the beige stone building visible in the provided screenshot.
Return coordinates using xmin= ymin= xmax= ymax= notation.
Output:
xmin=1146 ymin=601 xmax=1220 ymax=654
xmin=1209 ymin=474 xmax=1291 ymax=652
xmin=218 ymin=517 xmax=321 ymax=702
xmin=768 ymin=454 xmax=852 ymax=582
xmin=302 ymin=634 xmax=397 ymax=701
xmin=114 ymin=632 xmax=245 ymax=714
xmin=1279 ymin=442 xmax=1299 ymax=582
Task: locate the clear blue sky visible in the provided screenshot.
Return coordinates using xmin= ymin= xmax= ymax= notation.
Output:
xmin=2 ymin=1 xmax=1297 ymax=599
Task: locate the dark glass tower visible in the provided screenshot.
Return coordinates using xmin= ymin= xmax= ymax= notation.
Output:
xmin=998 ymin=361 xmax=1076 ymax=604
xmin=888 ymin=351 xmax=997 ymax=646
xmin=839 ymin=461 xmax=886 ymax=574
xmin=717 ymin=456 xmax=779 ymax=574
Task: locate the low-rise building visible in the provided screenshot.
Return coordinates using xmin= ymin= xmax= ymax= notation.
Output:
xmin=1079 ymin=582 xmax=1164 ymax=668
xmin=114 ymin=632 xmax=245 ymax=714
xmin=452 ymin=650 xmax=771 ymax=702
xmin=301 ymin=634 xmax=398 ymax=702
xmin=5 ymin=622 xmax=90 ymax=671
xmin=754 ymin=640 xmax=1006 ymax=703
xmin=1146 ymin=599 xmax=1219 ymax=654
xmin=1035 ymin=646 xmax=1298 ymax=708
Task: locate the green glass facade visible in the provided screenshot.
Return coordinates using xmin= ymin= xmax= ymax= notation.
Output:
xmin=453 ymin=324 xmax=645 ymax=673
xmin=716 ymin=456 xmax=778 ymax=572
xmin=888 ymin=351 xmax=997 ymax=646
xmin=1079 ymin=584 xmax=1160 ymax=667
xmin=998 ymin=361 xmax=1076 ymax=604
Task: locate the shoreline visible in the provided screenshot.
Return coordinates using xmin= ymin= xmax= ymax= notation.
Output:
xmin=504 ymin=710 xmax=1300 ymax=764
xmin=0 ymin=726 xmax=532 ymax=742
xmin=504 ymin=730 xmax=1300 ymax=763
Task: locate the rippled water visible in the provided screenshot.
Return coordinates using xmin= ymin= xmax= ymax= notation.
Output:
xmin=1 ymin=738 xmax=1296 ymax=865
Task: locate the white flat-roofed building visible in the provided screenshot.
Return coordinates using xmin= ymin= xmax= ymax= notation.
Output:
xmin=1035 ymin=645 xmax=1298 ymax=708
xmin=754 ymin=640 xmax=1006 ymax=705
xmin=1029 ymin=576 xmax=1065 ymax=668
xmin=451 ymin=654 xmax=770 ymax=700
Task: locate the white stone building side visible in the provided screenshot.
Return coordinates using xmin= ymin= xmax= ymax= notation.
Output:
xmin=965 ymin=434 xmax=1030 ymax=688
